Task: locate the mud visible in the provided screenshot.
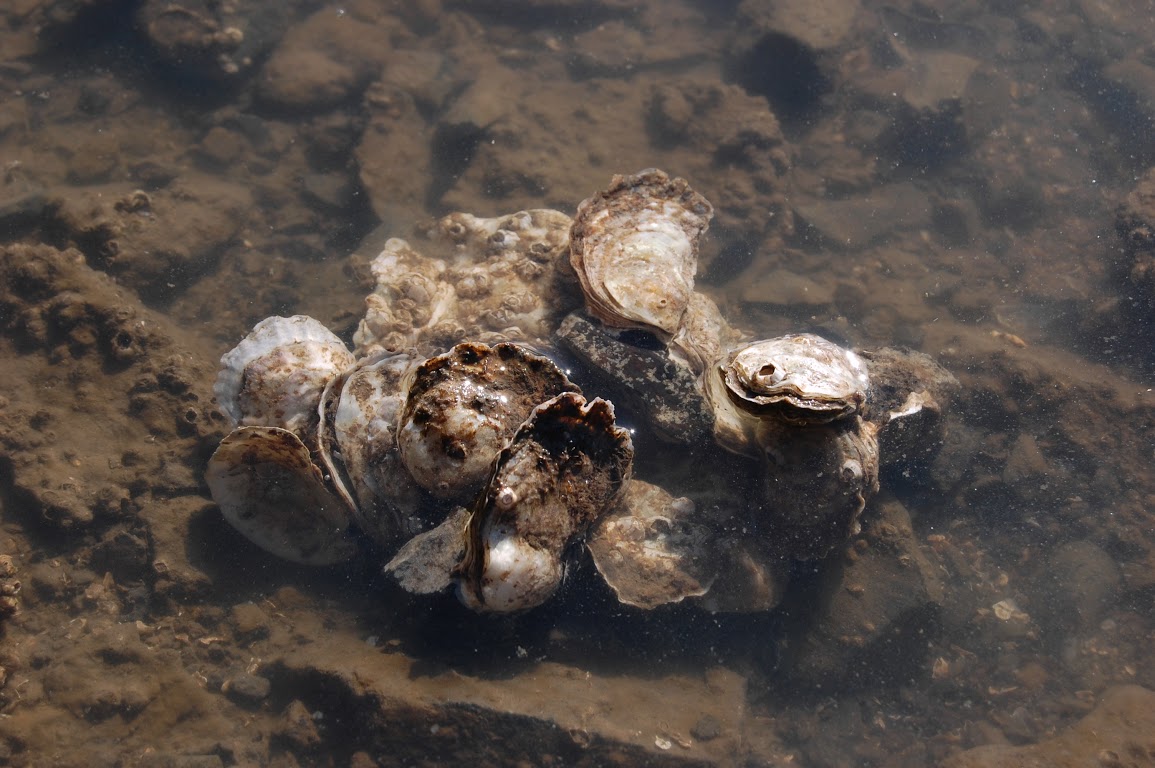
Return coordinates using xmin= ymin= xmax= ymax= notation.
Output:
xmin=2 ymin=0 xmax=1155 ymax=766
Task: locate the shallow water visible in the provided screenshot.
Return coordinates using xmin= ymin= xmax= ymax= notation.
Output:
xmin=1 ymin=1 xmax=1155 ymax=766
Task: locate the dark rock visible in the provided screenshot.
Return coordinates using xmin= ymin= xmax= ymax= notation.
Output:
xmin=222 ymin=674 xmax=271 ymax=705
xmin=275 ymin=699 xmax=322 ymax=752
xmin=1035 ymin=540 xmax=1120 ymax=637
xmin=691 ymin=714 xmax=722 ymax=741
xmin=553 ymin=311 xmax=714 ymax=446
xmin=782 ymin=499 xmax=945 ymax=686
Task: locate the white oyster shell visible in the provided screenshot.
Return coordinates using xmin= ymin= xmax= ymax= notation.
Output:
xmin=353 ymin=209 xmax=577 ymax=357
xmin=708 ymin=333 xmax=869 ymax=456
xmin=570 ymin=169 xmax=713 ymax=338
xmin=214 ymin=315 xmax=355 ymax=434
xmin=455 ymin=392 xmax=634 ymax=612
xmin=205 ymin=426 xmax=358 ymax=565
xmin=322 ymin=352 xmax=425 ymax=549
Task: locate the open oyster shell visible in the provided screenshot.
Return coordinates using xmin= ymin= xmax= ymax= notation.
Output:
xmin=205 ymin=426 xmax=358 ymax=565
xmin=570 ymin=169 xmax=713 ymax=339
xmin=214 ymin=315 xmax=355 ymax=435
xmin=455 ymin=392 xmax=634 ymax=613
xmin=397 ymin=342 xmax=579 ymax=500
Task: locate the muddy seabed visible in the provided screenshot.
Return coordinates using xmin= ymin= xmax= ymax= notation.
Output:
xmin=2 ymin=0 xmax=1155 ymax=766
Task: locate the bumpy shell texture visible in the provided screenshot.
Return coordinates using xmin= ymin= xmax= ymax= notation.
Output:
xmin=215 ymin=315 xmax=355 ymax=434
xmin=455 ymin=392 xmax=634 ymax=613
xmin=397 ymin=342 xmax=579 ymax=500
xmin=570 ymin=169 xmax=713 ymax=338
xmin=354 ymin=209 xmax=577 ymax=357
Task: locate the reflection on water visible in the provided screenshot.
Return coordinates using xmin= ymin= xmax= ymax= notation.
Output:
xmin=1 ymin=0 xmax=1155 ymax=765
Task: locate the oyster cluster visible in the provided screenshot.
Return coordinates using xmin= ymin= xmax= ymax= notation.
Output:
xmin=206 ymin=169 xmax=957 ymax=615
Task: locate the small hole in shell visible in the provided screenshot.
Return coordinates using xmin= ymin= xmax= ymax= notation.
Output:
xmin=495 ymin=487 xmax=518 ymax=510
xmin=758 ymin=363 xmax=776 ymax=378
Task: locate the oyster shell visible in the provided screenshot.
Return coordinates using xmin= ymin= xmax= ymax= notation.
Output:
xmin=708 ymin=333 xmax=869 ymax=456
xmin=205 ymin=426 xmax=358 ymax=565
xmin=214 ymin=315 xmax=355 ymax=435
xmin=570 ymin=169 xmax=713 ymax=338
xmin=587 ymin=480 xmax=714 ymax=609
xmin=397 ymin=341 xmax=579 ymax=500
xmin=455 ymin=392 xmax=634 ymax=612
xmin=322 ymin=351 xmax=425 ymax=549
xmin=703 ymin=333 xmax=880 ymax=562
xmin=354 ymin=209 xmax=578 ymax=357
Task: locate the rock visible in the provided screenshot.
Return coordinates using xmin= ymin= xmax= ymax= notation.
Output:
xmin=1115 ymin=166 xmax=1155 ymax=311
xmin=355 ymin=83 xmax=433 ymax=226
xmin=255 ymin=9 xmax=398 ymax=113
xmin=942 ymin=685 xmax=1155 ymax=768
xmin=793 ymin=183 xmax=934 ymax=249
xmin=136 ymin=0 xmax=316 ymax=81
xmin=147 ymin=497 xmax=215 ymax=601
xmin=230 ymin=602 xmax=271 ymax=639
xmin=1035 ymin=541 xmax=1120 ymax=637
xmin=222 ymin=673 xmax=271 ymax=705
xmin=553 ymin=311 xmax=715 ymax=446
xmin=782 ymin=499 xmax=945 ymax=685
xmin=0 ymin=244 xmax=220 ymax=532
xmin=276 ymin=699 xmax=322 ymax=752
xmin=51 ymin=175 xmax=252 ymax=299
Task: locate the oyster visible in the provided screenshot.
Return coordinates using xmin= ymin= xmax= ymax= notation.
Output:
xmin=208 ymin=315 xmax=360 ymax=564
xmin=205 ymin=426 xmax=357 ymax=565
xmin=215 ymin=315 xmax=355 ymax=435
xmin=455 ymin=392 xmax=634 ymax=612
xmin=322 ymin=351 xmax=425 ymax=549
xmin=354 ymin=209 xmax=578 ymax=357
xmin=570 ymin=169 xmax=713 ymax=339
xmin=705 ymin=333 xmax=880 ymax=561
xmin=587 ymin=480 xmax=714 ymax=609
xmin=397 ymin=342 xmax=579 ymax=499
xmin=708 ymin=333 xmax=870 ymax=456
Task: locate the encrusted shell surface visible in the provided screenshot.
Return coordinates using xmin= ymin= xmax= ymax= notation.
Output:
xmin=353 ymin=209 xmax=577 ymax=357
xmin=708 ymin=334 xmax=869 ymax=456
xmin=214 ymin=315 xmax=355 ymax=434
xmin=587 ymin=480 xmax=714 ymax=609
xmin=455 ymin=392 xmax=634 ymax=613
xmin=205 ymin=426 xmax=358 ymax=565
xmin=397 ymin=342 xmax=579 ymax=499
xmin=570 ymin=169 xmax=713 ymax=338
